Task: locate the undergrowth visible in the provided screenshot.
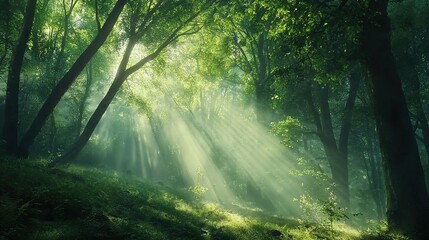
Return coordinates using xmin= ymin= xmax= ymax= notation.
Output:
xmin=0 ymin=156 xmax=407 ymax=239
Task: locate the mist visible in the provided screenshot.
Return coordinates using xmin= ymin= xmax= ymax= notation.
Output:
xmin=77 ymin=87 xmax=308 ymax=217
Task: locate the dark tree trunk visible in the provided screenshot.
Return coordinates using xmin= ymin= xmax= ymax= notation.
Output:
xmin=51 ymin=4 xmax=206 ymax=165
xmin=2 ymin=0 xmax=37 ymax=154
xmin=0 ymin=0 xmax=11 ymax=67
xmin=76 ymin=60 xmax=93 ymax=139
xmin=254 ymin=33 xmax=271 ymax=123
xmin=367 ymin=128 xmax=386 ymax=220
xmin=335 ymin=68 xmax=360 ymax=208
xmin=362 ymin=0 xmax=429 ymax=237
xmin=304 ymin=71 xmax=359 ymax=209
xmin=46 ymin=0 xmax=76 ymax=155
xmin=318 ymin=86 xmax=349 ymax=206
xmin=407 ymin=67 xmax=429 ymax=168
xmin=52 ymin=27 xmax=176 ymax=165
xmin=52 ymin=37 xmax=138 ymax=165
xmin=16 ymin=0 xmax=127 ymax=157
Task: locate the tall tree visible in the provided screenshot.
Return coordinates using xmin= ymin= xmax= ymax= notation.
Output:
xmin=16 ymin=0 xmax=127 ymax=157
xmin=2 ymin=0 xmax=37 ymax=154
xmin=52 ymin=0 xmax=218 ymax=165
xmin=361 ymin=0 xmax=429 ymax=237
xmin=302 ymin=68 xmax=360 ymax=208
xmin=390 ymin=0 xmax=429 ymax=172
xmin=227 ymin=2 xmax=274 ymax=123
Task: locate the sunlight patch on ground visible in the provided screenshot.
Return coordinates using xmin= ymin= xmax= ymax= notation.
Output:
xmin=219 ymin=212 xmax=248 ymax=229
xmin=334 ymin=222 xmax=361 ymax=239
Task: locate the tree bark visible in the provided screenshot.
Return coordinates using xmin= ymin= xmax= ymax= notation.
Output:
xmin=407 ymin=67 xmax=429 ymax=170
xmin=336 ymin=67 xmax=360 ymax=208
xmin=16 ymin=0 xmax=127 ymax=157
xmin=2 ymin=0 xmax=37 ymax=154
xmin=0 ymin=0 xmax=11 ymax=66
xmin=51 ymin=2 xmax=208 ymax=165
xmin=304 ymin=72 xmax=360 ymax=209
xmin=367 ymin=128 xmax=385 ymax=220
xmin=362 ymin=0 xmax=429 ymax=237
xmin=76 ymin=60 xmax=93 ymax=139
xmin=255 ymin=33 xmax=271 ymax=123
xmin=52 ymin=36 xmax=138 ymax=165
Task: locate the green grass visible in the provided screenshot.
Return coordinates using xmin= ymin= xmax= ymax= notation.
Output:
xmin=0 ymin=157 xmax=407 ymax=239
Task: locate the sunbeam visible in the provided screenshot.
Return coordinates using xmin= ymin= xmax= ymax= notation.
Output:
xmin=79 ymin=92 xmax=309 ymax=218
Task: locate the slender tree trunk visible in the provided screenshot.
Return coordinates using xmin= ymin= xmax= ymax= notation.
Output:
xmin=47 ymin=1 xmax=76 ymax=155
xmin=255 ymin=33 xmax=270 ymax=123
xmin=51 ymin=3 xmax=207 ymax=165
xmin=336 ymin=68 xmax=360 ymax=208
xmin=16 ymin=0 xmax=127 ymax=157
xmin=76 ymin=60 xmax=93 ymax=139
xmin=362 ymin=0 xmax=429 ymax=237
xmin=407 ymin=67 xmax=429 ymax=166
xmin=368 ymin=129 xmax=386 ymax=220
xmin=52 ymin=30 xmax=173 ymax=165
xmin=51 ymin=36 xmax=139 ymax=165
xmin=2 ymin=0 xmax=37 ymax=154
xmin=0 ymin=0 xmax=11 ymax=67
xmin=305 ymin=74 xmax=360 ymax=209
xmin=318 ymin=86 xmax=348 ymax=206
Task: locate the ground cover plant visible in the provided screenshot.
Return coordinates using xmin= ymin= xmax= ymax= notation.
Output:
xmin=0 ymin=157 xmax=408 ymax=240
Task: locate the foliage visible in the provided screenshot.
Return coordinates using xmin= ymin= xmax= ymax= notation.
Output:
xmin=188 ymin=168 xmax=208 ymax=200
xmin=271 ymin=116 xmax=304 ymax=148
xmin=291 ymin=156 xmax=349 ymax=237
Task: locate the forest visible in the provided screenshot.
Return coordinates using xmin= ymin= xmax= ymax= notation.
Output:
xmin=1 ymin=0 xmax=429 ymax=239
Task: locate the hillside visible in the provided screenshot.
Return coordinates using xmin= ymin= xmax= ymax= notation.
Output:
xmin=0 ymin=157 xmax=405 ymax=240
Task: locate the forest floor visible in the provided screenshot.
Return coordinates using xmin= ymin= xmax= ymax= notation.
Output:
xmin=0 ymin=157 xmax=408 ymax=240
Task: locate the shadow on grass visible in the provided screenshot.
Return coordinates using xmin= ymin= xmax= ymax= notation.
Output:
xmin=0 ymin=157 xmax=280 ymax=239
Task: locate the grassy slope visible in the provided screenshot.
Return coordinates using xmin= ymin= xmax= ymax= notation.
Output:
xmin=0 ymin=157 xmax=407 ymax=240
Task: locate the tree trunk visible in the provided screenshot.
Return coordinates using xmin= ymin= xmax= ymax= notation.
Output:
xmin=76 ymin=60 xmax=93 ymax=139
xmin=318 ymin=86 xmax=349 ymax=207
xmin=254 ymin=33 xmax=271 ymax=123
xmin=368 ymin=129 xmax=386 ymax=220
xmin=0 ymin=0 xmax=11 ymax=66
xmin=362 ymin=0 xmax=429 ymax=237
xmin=407 ymin=67 xmax=429 ymax=169
xmin=51 ymin=3 xmax=207 ymax=165
xmin=2 ymin=0 xmax=37 ymax=154
xmin=52 ymin=36 xmax=138 ymax=165
xmin=304 ymin=73 xmax=360 ymax=209
xmin=336 ymin=68 xmax=360 ymax=208
xmin=52 ymin=25 xmax=177 ymax=165
xmin=16 ymin=0 xmax=126 ymax=157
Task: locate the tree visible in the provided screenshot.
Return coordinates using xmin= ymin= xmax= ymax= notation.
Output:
xmin=267 ymin=0 xmax=361 ymax=208
xmin=224 ymin=1 xmax=276 ymax=123
xmin=15 ymin=0 xmax=127 ymax=157
xmin=361 ymin=0 xmax=429 ymax=237
xmin=2 ymin=0 xmax=37 ymax=154
xmin=308 ymin=69 xmax=360 ymax=209
xmin=390 ymin=0 xmax=429 ymax=175
xmin=52 ymin=0 xmax=219 ymax=165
